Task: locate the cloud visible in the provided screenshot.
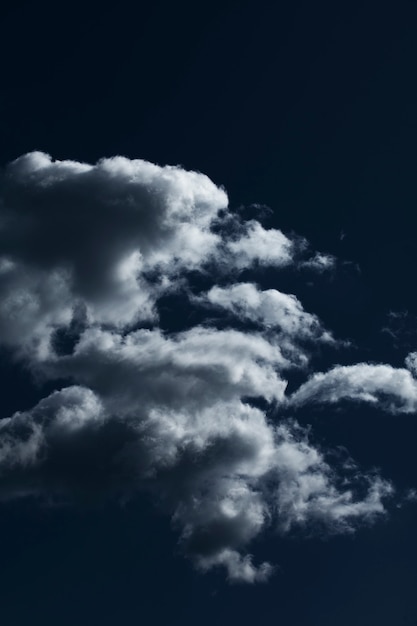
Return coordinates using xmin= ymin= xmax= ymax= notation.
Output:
xmin=300 ymin=252 xmax=337 ymax=272
xmin=39 ymin=325 xmax=289 ymax=410
xmin=0 ymin=152 xmax=404 ymax=581
xmin=0 ymin=385 xmax=391 ymax=582
xmin=289 ymin=363 xmax=417 ymax=413
xmin=198 ymin=282 xmax=334 ymax=365
xmin=0 ymin=152 xmax=228 ymax=356
xmin=223 ymin=220 xmax=294 ymax=270
xmin=0 ymin=153 xmax=304 ymax=360
xmin=203 ymin=283 xmax=325 ymax=337
xmin=405 ymin=352 xmax=417 ymax=377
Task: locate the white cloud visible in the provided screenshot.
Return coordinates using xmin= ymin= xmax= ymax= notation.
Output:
xmin=224 ymin=220 xmax=294 ymax=269
xmin=0 ymin=152 xmax=334 ymax=360
xmin=272 ymin=421 xmax=392 ymax=532
xmin=0 ymin=152 xmax=403 ymax=581
xmin=203 ymin=283 xmax=321 ymax=335
xmin=199 ymin=282 xmax=334 ymax=365
xmin=290 ymin=363 xmax=417 ymax=413
xmin=0 ymin=152 xmax=228 ymax=355
xmin=195 ymin=549 xmax=274 ymax=584
xmin=39 ymin=325 xmax=289 ymax=411
xmin=0 ymin=384 xmax=391 ymax=581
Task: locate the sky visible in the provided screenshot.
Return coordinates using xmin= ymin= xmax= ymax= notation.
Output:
xmin=0 ymin=1 xmax=416 ymax=625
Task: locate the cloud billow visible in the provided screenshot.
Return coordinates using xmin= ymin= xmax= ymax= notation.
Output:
xmin=0 ymin=152 xmax=410 ymax=582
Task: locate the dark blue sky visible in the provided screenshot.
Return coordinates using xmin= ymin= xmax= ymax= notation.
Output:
xmin=0 ymin=1 xmax=416 ymax=624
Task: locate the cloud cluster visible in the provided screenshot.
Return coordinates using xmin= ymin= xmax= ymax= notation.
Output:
xmin=0 ymin=383 xmax=391 ymax=581
xmin=0 ymin=152 xmax=302 ymax=360
xmin=0 ymin=152 xmax=406 ymax=582
xmin=0 ymin=152 xmax=225 ymax=356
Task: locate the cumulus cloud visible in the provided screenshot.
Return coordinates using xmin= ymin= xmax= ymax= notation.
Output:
xmin=198 ymin=282 xmax=334 ymax=365
xmin=39 ymin=326 xmax=289 ymax=410
xmin=0 ymin=152 xmax=228 ymax=355
xmin=0 ymin=152 xmax=405 ymax=581
xmin=223 ymin=220 xmax=294 ymax=269
xmin=289 ymin=363 xmax=417 ymax=413
xmin=0 ymin=153 xmax=304 ymax=359
xmin=203 ymin=283 xmax=325 ymax=336
xmin=0 ymin=385 xmax=391 ymax=582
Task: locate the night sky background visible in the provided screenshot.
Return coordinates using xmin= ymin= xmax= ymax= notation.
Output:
xmin=0 ymin=1 xmax=416 ymax=624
